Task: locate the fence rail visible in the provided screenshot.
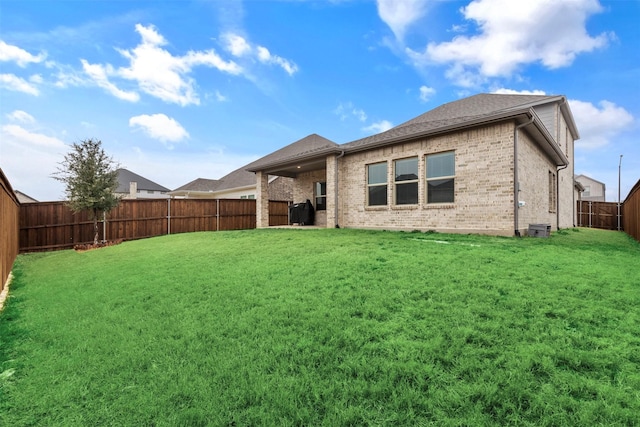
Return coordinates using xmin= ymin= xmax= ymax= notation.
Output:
xmin=19 ymin=199 xmax=289 ymax=253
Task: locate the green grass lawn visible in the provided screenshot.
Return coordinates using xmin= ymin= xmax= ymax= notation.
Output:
xmin=1 ymin=228 xmax=639 ymax=426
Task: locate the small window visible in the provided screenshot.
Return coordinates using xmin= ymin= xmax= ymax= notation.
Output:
xmin=583 ymin=185 xmax=591 ymax=197
xmin=248 ymin=194 xmax=255 ymax=200
xmin=426 ymin=152 xmax=455 ymax=203
xmin=315 ymin=182 xmax=326 ymax=211
xmin=147 ymin=190 xmax=154 ymax=194
xmin=394 ymin=157 xmax=418 ymax=205
xmin=240 ymin=195 xmax=247 ymax=199
xmin=367 ymin=162 xmax=387 ymax=206
xmin=550 ymin=171 xmax=557 ymax=209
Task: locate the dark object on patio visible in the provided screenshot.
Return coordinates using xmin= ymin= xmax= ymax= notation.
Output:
xmin=289 ymin=199 xmax=315 ymax=225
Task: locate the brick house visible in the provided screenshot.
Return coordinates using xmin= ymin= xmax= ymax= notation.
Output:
xmin=246 ymin=93 xmax=579 ymax=236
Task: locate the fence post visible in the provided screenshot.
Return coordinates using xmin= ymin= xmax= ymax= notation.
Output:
xmin=167 ymin=198 xmax=171 ymax=235
xmin=102 ymin=211 xmax=107 ymax=243
xmin=216 ymin=199 xmax=220 ymax=231
xmin=588 ymin=201 xmax=592 ymax=228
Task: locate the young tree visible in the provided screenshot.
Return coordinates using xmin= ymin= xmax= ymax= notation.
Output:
xmin=54 ymin=139 xmax=121 ymax=245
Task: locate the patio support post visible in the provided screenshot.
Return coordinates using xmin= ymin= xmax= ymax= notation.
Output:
xmin=255 ymin=171 xmax=269 ymax=228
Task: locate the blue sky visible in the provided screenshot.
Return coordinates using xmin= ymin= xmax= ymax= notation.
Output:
xmin=1 ymin=0 xmax=638 ymax=202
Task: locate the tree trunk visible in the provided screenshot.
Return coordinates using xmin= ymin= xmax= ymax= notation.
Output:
xmin=93 ymin=208 xmax=99 ymax=246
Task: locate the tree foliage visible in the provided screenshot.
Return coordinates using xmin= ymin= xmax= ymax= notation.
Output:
xmin=53 ymin=138 xmax=120 ymax=244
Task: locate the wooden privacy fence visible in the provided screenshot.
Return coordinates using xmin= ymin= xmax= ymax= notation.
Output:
xmin=622 ymin=179 xmax=640 ymax=242
xmin=20 ymin=199 xmax=290 ymax=253
xmin=1 ymin=169 xmax=20 ymax=293
xmin=576 ymin=200 xmax=622 ymax=231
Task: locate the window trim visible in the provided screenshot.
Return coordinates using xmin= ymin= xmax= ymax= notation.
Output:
xmin=394 ymin=157 xmax=419 ymax=206
xmin=315 ymin=181 xmax=327 ymax=211
xmin=366 ymin=162 xmax=388 ymax=207
xmin=425 ymin=151 xmax=455 ymax=204
xmin=549 ymin=171 xmax=557 ymax=213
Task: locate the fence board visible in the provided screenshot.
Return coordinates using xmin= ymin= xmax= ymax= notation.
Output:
xmin=269 ymin=200 xmax=290 ymax=226
xmin=1 ymin=169 xmax=20 ymax=292
xmin=576 ymin=200 xmax=621 ymax=231
xmin=18 ymin=198 xmax=292 ymax=252
xmin=622 ymin=179 xmax=640 ymax=242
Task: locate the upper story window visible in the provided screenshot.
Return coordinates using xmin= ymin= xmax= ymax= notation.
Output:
xmin=367 ymin=162 xmax=387 ymax=206
xmin=315 ymin=182 xmax=326 ymax=211
xmin=426 ymin=151 xmax=455 ymax=203
xmin=394 ymin=157 xmax=419 ymax=205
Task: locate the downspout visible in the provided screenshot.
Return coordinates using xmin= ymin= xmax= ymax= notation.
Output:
xmin=334 ymin=151 xmax=345 ymax=228
xmin=554 ymin=98 xmax=570 ymax=230
xmin=514 ymin=116 xmax=535 ymax=237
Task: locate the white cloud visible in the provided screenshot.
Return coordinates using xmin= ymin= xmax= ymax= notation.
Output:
xmin=1 ymin=124 xmax=66 ymax=149
xmin=81 ymin=60 xmax=140 ymax=102
xmin=492 ymin=88 xmax=546 ymax=95
xmin=129 ymin=113 xmax=190 ymax=145
xmin=376 ymin=0 xmax=429 ymax=41
xmin=570 ymin=100 xmax=634 ymax=149
xmin=334 ymin=102 xmax=367 ymax=122
xmin=82 ymin=24 xmax=243 ymax=106
xmin=406 ymin=0 xmax=612 ymax=86
xmin=6 ymin=110 xmax=36 ymax=124
xmin=222 ymin=33 xmax=298 ymax=76
xmin=223 ymin=33 xmax=252 ymax=57
xmin=0 ymin=73 xmax=40 ymax=95
xmin=419 ymin=85 xmax=436 ymax=102
xmin=363 ymin=120 xmax=394 ymax=133
xmin=0 ymin=41 xmax=46 ymax=67
xmin=0 ymin=122 xmax=67 ymax=200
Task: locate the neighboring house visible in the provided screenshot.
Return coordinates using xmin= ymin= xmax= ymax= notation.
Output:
xmin=247 ymin=93 xmax=579 ymax=236
xmin=15 ymin=190 xmax=38 ymax=203
xmin=170 ymin=165 xmax=293 ymax=201
xmin=574 ymin=174 xmax=606 ymax=201
xmin=115 ymin=168 xmax=171 ymax=199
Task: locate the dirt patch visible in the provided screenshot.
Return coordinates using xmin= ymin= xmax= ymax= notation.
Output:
xmin=74 ymin=240 xmax=123 ymax=252
xmin=0 ymin=273 xmax=11 ymax=312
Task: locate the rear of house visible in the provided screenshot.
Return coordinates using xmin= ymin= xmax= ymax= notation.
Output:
xmin=248 ymin=93 xmax=579 ymax=236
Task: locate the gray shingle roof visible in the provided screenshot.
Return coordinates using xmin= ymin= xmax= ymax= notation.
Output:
xmin=341 ymin=93 xmax=562 ymax=152
xmin=116 ymin=168 xmax=170 ymax=193
xmin=172 ymin=178 xmax=219 ymax=192
xmin=171 ymin=167 xmax=258 ymax=193
xmin=245 ymin=134 xmax=339 ymax=172
xmin=246 ymin=94 xmax=566 ymax=172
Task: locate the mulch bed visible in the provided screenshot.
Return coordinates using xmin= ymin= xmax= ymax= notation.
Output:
xmin=74 ymin=240 xmax=123 ymax=252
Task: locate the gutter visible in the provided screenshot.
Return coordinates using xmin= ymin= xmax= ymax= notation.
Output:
xmin=514 ymin=115 xmax=535 ymax=237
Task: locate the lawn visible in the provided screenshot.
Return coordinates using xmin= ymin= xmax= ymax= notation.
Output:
xmin=1 ymin=228 xmax=639 ymax=426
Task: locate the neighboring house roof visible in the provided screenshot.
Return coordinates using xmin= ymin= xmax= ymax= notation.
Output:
xmin=15 ymin=190 xmax=38 ymax=203
xmin=247 ymin=94 xmax=578 ymax=175
xmin=173 ymin=178 xmax=220 ymax=192
xmin=115 ymin=168 xmax=170 ymax=193
xmin=169 ymin=166 xmax=280 ymax=197
xmin=574 ymin=174 xmax=606 ymax=187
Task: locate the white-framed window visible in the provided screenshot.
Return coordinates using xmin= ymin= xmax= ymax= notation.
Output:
xmin=426 ymin=151 xmax=455 ymax=203
xmin=315 ymin=182 xmax=326 ymax=211
xmin=367 ymin=162 xmax=388 ymax=206
xmin=394 ymin=157 xmax=419 ymax=205
xmin=549 ymin=171 xmax=557 ymax=213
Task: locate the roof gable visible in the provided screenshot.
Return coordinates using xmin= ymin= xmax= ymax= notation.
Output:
xmin=245 ymin=134 xmax=339 ymax=172
xmin=116 ymin=168 xmax=170 ymax=193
